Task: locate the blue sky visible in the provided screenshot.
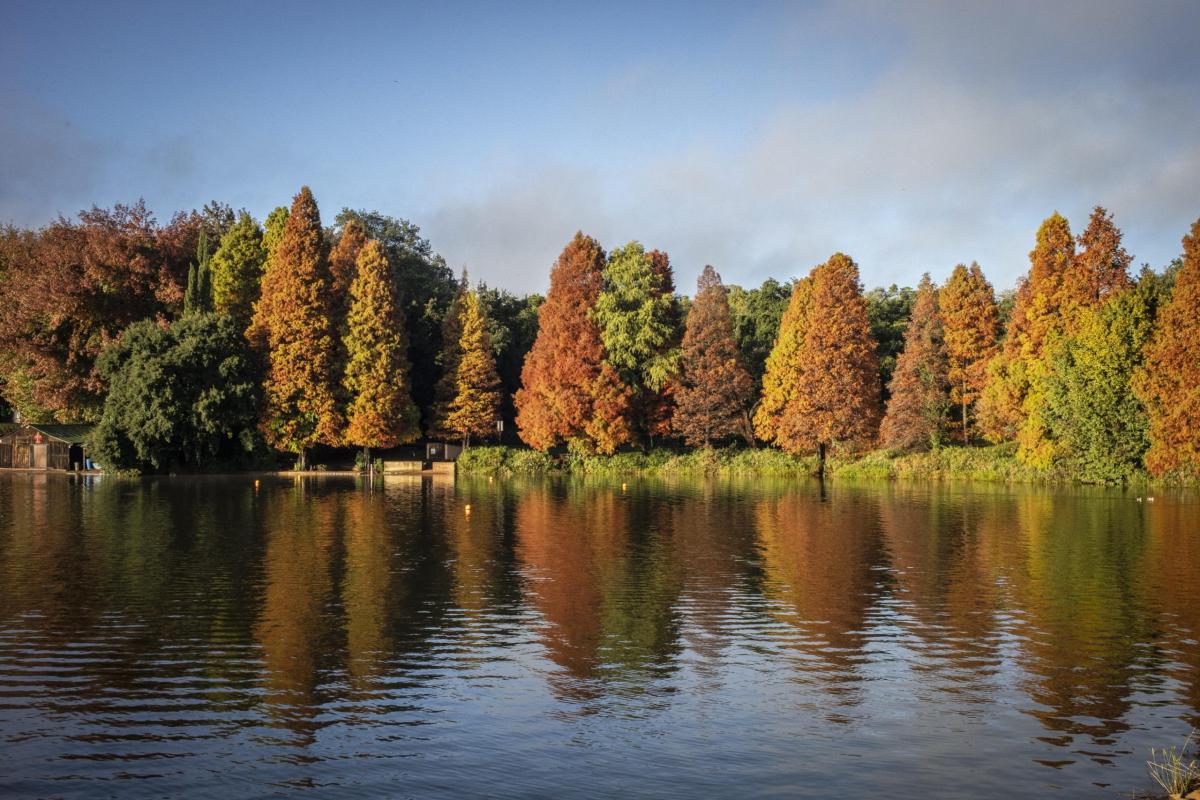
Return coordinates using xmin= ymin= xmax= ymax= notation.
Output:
xmin=3 ymin=0 xmax=1198 ymax=293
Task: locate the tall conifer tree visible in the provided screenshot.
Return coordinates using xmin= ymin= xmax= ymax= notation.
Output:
xmin=249 ymin=187 xmax=343 ymax=468
xmin=753 ymin=276 xmax=813 ymax=448
xmin=939 ymin=262 xmax=999 ymax=441
xmin=515 ymin=232 xmax=632 ymax=454
xmin=428 ymin=270 xmax=469 ymax=440
xmin=880 ymin=275 xmax=951 ymax=450
xmin=343 ymin=239 xmax=420 ymax=465
xmin=593 ymin=242 xmax=681 ymax=443
xmin=210 ymin=211 xmax=267 ymax=329
xmin=673 ymin=266 xmax=754 ymax=446
xmin=758 ymin=254 xmax=879 ymax=473
xmin=444 ymin=291 xmax=502 ymax=447
xmin=1134 ymin=218 xmax=1200 ymax=477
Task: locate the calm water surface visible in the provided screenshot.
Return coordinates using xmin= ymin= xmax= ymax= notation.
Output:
xmin=0 ymin=473 xmax=1197 ymax=798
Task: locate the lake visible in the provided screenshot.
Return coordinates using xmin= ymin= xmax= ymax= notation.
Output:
xmin=0 ymin=472 xmax=1196 ymax=798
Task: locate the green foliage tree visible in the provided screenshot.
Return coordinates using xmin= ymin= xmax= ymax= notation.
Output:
xmin=477 ymin=284 xmax=542 ymax=436
xmin=183 ymin=231 xmax=213 ymax=314
xmin=444 ymin=291 xmax=502 ymax=447
xmin=342 ymin=240 xmax=420 ymax=464
xmin=262 ymin=206 xmax=289 ymax=261
xmin=866 ymin=284 xmax=917 ymax=402
xmin=249 ymin=187 xmax=343 ymax=468
xmin=89 ymin=313 xmax=259 ymax=472
xmin=210 ymin=211 xmax=267 ymax=329
xmin=428 ymin=270 xmax=469 ymax=440
xmin=592 ymin=242 xmax=681 ymax=442
xmin=1042 ymin=272 xmax=1167 ymax=482
xmin=727 ymin=278 xmax=792 ymax=389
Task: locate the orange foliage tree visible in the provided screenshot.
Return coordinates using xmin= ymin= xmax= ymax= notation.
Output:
xmin=248 ymin=187 xmax=343 ymax=468
xmin=672 ymin=266 xmax=754 ymax=446
xmin=1134 ymin=218 xmax=1200 ymax=477
xmin=881 ymin=274 xmax=950 ymax=450
xmin=939 ymin=262 xmax=999 ymax=442
xmin=342 ymin=239 xmax=420 ymax=463
xmin=515 ymin=233 xmax=632 ymax=454
xmin=756 ymin=253 xmax=880 ymax=472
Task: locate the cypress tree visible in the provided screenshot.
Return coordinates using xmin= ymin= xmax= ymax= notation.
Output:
xmin=250 ymin=186 xmax=343 ymax=468
xmin=515 ymin=232 xmax=633 ymax=454
xmin=183 ymin=231 xmax=213 ymax=314
xmin=210 ymin=211 xmax=267 ymax=329
xmin=1134 ymin=218 xmax=1200 ymax=477
xmin=428 ymin=269 xmax=469 ymax=440
xmin=768 ymin=254 xmax=880 ymax=474
xmin=939 ymin=262 xmax=999 ymax=442
xmin=444 ymin=291 xmax=502 ymax=447
xmin=593 ymin=242 xmax=682 ymax=443
xmin=343 ymin=239 xmax=420 ymax=467
xmin=753 ymin=275 xmax=813 ymax=448
xmin=329 ymin=220 xmax=367 ymax=327
xmin=672 ymin=266 xmax=754 ymax=446
xmin=880 ymin=274 xmax=951 ymax=450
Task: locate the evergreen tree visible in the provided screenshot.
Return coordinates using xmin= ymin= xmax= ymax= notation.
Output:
xmin=515 ymin=232 xmax=633 ymax=454
xmin=249 ymin=187 xmax=343 ymax=468
xmin=726 ymin=278 xmax=791 ymax=387
xmin=880 ymin=275 xmax=951 ymax=450
xmin=1044 ymin=273 xmax=1166 ymax=482
xmin=183 ymin=231 xmax=213 ymax=314
xmin=428 ymin=270 xmax=469 ymax=440
xmin=593 ymin=242 xmax=681 ymax=442
xmin=444 ymin=291 xmax=502 ymax=447
xmin=343 ymin=239 xmax=420 ymax=465
xmin=939 ymin=262 xmax=999 ymax=441
xmin=672 ymin=266 xmax=754 ymax=446
xmin=753 ymin=276 xmax=813 ymax=447
xmin=89 ymin=313 xmax=259 ymax=472
xmin=1134 ymin=218 xmax=1200 ymax=477
xmin=866 ymin=284 xmax=917 ymax=402
xmin=761 ymin=254 xmax=879 ymax=473
xmin=210 ymin=211 xmax=267 ymax=329
xmin=262 ymin=206 xmax=288 ymax=261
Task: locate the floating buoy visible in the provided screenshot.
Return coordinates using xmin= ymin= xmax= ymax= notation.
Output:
xmin=1136 ymin=497 xmax=1143 ymax=503
xmin=465 ymin=504 xmax=472 ymax=515
xmin=254 ymin=479 xmax=260 ymax=492
xmin=621 ymin=482 xmax=627 ymax=492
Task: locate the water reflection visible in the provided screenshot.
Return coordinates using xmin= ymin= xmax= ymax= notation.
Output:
xmin=0 ymin=473 xmax=1197 ymax=799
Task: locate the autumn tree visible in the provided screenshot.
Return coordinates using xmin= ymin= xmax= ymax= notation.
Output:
xmin=672 ymin=266 xmax=754 ymax=446
xmin=427 ymin=270 xmax=469 ymax=440
xmin=342 ymin=239 xmax=420 ymax=466
xmin=0 ymin=201 xmax=185 ymax=421
xmin=753 ymin=276 xmax=813 ymax=447
xmin=757 ymin=254 xmax=879 ymax=473
xmin=880 ymin=274 xmax=951 ymax=450
xmin=593 ymin=242 xmax=681 ymax=443
xmin=329 ymin=219 xmax=367 ymax=328
xmin=210 ymin=211 xmax=267 ymax=329
xmin=335 ymin=209 xmax=457 ymax=425
xmin=249 ymin=187 xmax=343 ymax=468
xmin=444 ymin=291 xmax=502 ymax=447
xmin=515 ymin=232 xmax=632 ymax=454
xmin=1134 ymin=218 xmax=1200 ymax=477
xmin=939 ymin=262 xmax=999 ymax=441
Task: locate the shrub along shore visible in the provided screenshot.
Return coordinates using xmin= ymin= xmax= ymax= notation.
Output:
xmin=455 ymin=443 xmax=1193 ymax=486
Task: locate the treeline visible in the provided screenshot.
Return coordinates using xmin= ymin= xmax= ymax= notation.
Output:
xmin=1 ymin=189 xmax=1197 ymax=480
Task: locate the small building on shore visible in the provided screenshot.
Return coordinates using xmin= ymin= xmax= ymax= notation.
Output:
xmin=0 ymin=425 xmax=94 ymax=471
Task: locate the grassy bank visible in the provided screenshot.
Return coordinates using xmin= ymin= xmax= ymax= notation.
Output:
xmin=457 ymin=442 xmax=1186 ymax=485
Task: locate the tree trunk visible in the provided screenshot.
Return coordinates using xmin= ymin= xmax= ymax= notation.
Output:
xmin=817 ymin=442 xmax=827 ymax=479
xmin=298 ymin=448 xmax=307 ymax=472
xmin=364 ymin=446 xmax=372 ymax=479
xmin=962 ymin=380 xmax=969 ymax=444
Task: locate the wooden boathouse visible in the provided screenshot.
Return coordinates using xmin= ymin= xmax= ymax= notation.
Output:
xmin=0 ymin=425 xmax=94 ymax=471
